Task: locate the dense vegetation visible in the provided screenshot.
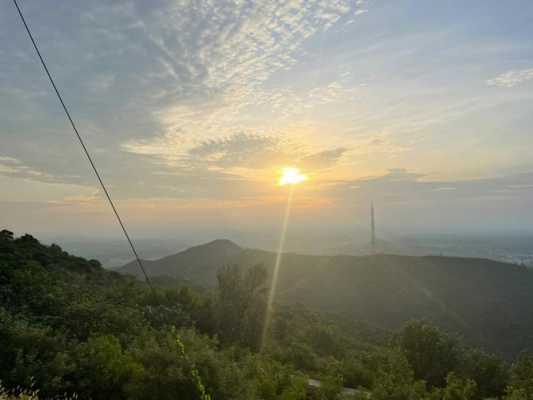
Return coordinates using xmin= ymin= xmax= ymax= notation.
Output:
xmin=2 ymin=230 xmax=533 ymax=399
xmin=120 ymin=239 xmax=533 ymax=357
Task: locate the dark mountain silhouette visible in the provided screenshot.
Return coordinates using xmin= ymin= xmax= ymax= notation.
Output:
xmin=119 ymin=239 xmax=533 ymax=356
xmin=120 ymin=239 xmax=243 ymax=284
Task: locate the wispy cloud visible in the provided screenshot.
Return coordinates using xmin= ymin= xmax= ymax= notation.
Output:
xmin=0 ymin=156 xmax=58 ymax=183
xmin=187 ymin=133 xmax=291 ymax=170
xmin=144 ymin=131 xmax=348 ymax=177
xmin=300 ymin=147 xmax=347 ymax=170
xmin=85 ymin=73 xmax=115 ymax=94
xmin=117 ymin=0 xmax=363 ymax=165
xmin=487 ymin=68 xmax=533 ymax=88
xmin=331 ymin=168 xmax=533 ymax=203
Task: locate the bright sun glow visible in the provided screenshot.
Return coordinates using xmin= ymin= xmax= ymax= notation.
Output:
xmin=278 ymin=167 xmax=307 ymax=186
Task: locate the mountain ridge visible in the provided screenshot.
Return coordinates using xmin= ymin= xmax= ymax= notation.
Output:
xmin=118 ymin=239 xmax=533 ymax=356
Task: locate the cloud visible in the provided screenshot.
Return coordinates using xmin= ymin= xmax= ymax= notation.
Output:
xmin=115 ymin=0 xmax=363 ymax=162
xmin=187 ymin=133 xmax=293 ymax=169
xmin=2 ymin=0 xmax=368 ymax=201
xmin=487 ymin=68 xmax=533 ymax=88
xmin=300 ymin=147 xmax=347 ymax=169
xmin=0 ymin=156 xmax=58 ymax=183
xmin=182 ymin=133 xmax=347 ymax=174
xmin=86 ymin=74 xmax=115 ymax=93
xmin=189 ymin=133 xmax=277 ymax=159
xmin=330 ymin=169 xmax=533 ymax=204
xmin=5 ymin=0 xmax=532 ymax=213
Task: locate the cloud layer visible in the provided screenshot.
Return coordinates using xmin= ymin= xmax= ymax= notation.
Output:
xmin=487 ymin=68 xmax=533 ymax=88
xmin=1 ymin=0 xmax=533 ymax=235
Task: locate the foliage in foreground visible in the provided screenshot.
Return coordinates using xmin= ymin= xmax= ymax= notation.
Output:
xmin=2 ymin=229 xmax=533 ymax=399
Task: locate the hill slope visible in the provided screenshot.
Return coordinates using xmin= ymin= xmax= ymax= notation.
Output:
xmin=120 ymin=239 xmax=533 ymax=356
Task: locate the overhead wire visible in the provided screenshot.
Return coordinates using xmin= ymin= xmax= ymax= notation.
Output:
xmin=11 ymin=0 xmax=154 ymax=291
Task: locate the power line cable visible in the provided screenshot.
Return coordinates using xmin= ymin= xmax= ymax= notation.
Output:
xmin=11 ymin=0 xmax=154 ymax=291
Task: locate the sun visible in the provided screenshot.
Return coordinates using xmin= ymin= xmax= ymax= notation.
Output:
xmin=278 ymin=167 xmax=307 ymax=186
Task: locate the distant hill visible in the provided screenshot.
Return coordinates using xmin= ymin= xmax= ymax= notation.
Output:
xmin=120 ymin=239 xmax=242 ymax=284
xmin=119 ymin=239 xmax=533 ymax=356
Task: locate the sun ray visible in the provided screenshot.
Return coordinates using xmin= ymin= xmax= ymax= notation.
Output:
xmin=261 ymin=185 xmax=294 ymax=351
xmin=262 ymin=168 xmax=307 ymax=351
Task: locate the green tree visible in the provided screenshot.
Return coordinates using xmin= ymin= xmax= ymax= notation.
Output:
xmin=72 ymin=335 xmax=135 ymax=400
xmin=504 ymin=354 xmax=533 ymax=399
xmin=369 ymin=349 xmax=428 ymax=400
xmin=216 ymin=264 xmax=268 ymax=350
xmin=441 ymin=372 xmax=477 ymax=400
xmin=397 ymin=321 xmax=459 ymax=387
xmin=0 ymin=312 xmax=73 ymax=397
xmin=459 ymin=348 xmax=508 ymax=398
xmin=317 ymin=372 xmax=344 ymax=400
xmin=254 ymin=357 xmax=307 ymax=400
xmin=0 ymin=229 xmax=14 ymax=242
xmin=342 ymin=355 xmax=373 ymax=389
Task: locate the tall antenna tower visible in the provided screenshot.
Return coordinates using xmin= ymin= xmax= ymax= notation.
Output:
xmin=371 ymin=201 xmax=376 ymax=250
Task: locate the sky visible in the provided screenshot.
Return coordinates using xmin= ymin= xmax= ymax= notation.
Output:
xmin=1 ymin=0 xmax=533 ymax=241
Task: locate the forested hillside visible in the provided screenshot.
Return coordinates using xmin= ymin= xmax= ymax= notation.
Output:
xmin=2 ymin=230 xmax=533 ymax=399
xmin=120 ymin=239 xmax=533 ymax=357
